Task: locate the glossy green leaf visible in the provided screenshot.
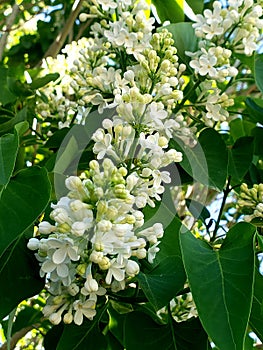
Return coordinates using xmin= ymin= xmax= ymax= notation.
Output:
xmin=165 ymin=22 xmax=198 ymax=64
xmin=108 ymin=304 xmax=127 ymax=346
xmin=257 ymin=233 xmax=263 ymax=251
xmin=0 ymin=166 xmax=51 ymax=256
xmin=255 ymin=53 xmax=263 ymax=93
xmin=0 ymin=236 xmax=45 ymax=320
xmin=0 ymin=107 xmax=28 ymax=137
xmin=57 ymin=305 xmax=108 ymax=350
xmin=30 ymin=72 xmax=59 ymax=90
xmin=0 ymin=122 xmax=28 ymax=193
xmin=227 ymin=137 xmax=254 ymax=184
xmin=180 ymin=222 xmax=256 ymax=350
xmin=152 ymin=0 xmax=184 ymax=23
xmin=185 ymin=199 xmax=210 ymax=223
xmin=0 ymin=134 xmax=18 ymax=189
xmin=140 ymin=199 xmax=186 ymax=308
xmin=234 ymin=53 xmax=255 ymax=73
xmin=172 ymin=128 xmax=228 ymax=190
xmin=186 ymin=0 xmax=203 ymax=13
xmin=124 ymin=311 xmax=211 ymax=350
xmin=43 ymin=324 xmax=64 ymax=350
xmin=137 ymin=255 xmax=186 ymax=310
xmin=245 ymin=98 xmax=263 ymax=124
xmin=229 ymin=118 xmax=255 ymax=142
xmin=0 ymin=67 xmax=17 ymax=105
xmin=249 ymin=268 xmax=263 ymax=342
xmin=252 ymin=127 xmax=263 ymax=156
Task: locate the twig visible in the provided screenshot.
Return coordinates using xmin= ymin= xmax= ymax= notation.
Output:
xmin=0 ymin=3 xmax=20 ymax=61
xmin=42 ymin=0 xmax=84 ymax=59
xmin=211 ymin=177 xmax=232 ymax=242
xmin=75 ymin=19 xmax=93 ymax=41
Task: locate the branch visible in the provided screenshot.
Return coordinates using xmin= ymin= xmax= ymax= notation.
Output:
xmin=0 ymin=3 xmax=20 ymax=61
xmin=42 ymin=0 xmax=84 ymax=59
xmin=0 ymin=323 xmax=41 ymax=350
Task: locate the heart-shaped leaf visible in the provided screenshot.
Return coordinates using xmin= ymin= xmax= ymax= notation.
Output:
xmin=180 ymin=222 xmax=256 ymax=350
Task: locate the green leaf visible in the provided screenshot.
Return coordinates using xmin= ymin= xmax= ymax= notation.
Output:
xmin=152 ymin=0 xmax=184 ymax=23
xmin=229 ymin=118 xmax=255 ymax=142
xmin=30 ymin=72 xmax=60 ymax=90
xmin=164 ymin=23 xmax=198 ymax=64
xmin=57 ymin=305 xmax=108 ymax=350
xmin=124 ymin=311 xmax=211 ymax=350
xmin=0 ymin=67 xmax=17 ymax=105
xmin=245 ymin=98 xmax=263 ymax=124
xmin=137 ymin=255 xmax=186 ymax=311
xmin=227 ymin=137 xmax=254 ymax=184
xmin=0 ymin=166 xmax=51 ymax=256
xmin=234 ymin=53 xmax=255 ymax=73
xmin=0 ymin=133 xmax=18 ymax=189
xmin=0 ymin=122 xmax=28 ymax=193
xmin=0 ymin=107 xmax=28 ymax=137
xmin=138 ymin=195 xmax=187 ymax=310
xmin=252 ymin=126 xmax=263 ymax=156
xmin=186 ymin=0 xmax=203 ymax=13
xmin=185 ymin=199 xmax=210 ymax=223
xmin=107 ymin=332 xmax=123 ymax=350
xmin=249 ymin=267 xmax=263 ymax=342
xmin=43 ymin=324 xmax=64 ymax=350
xmin=257 ymin=233 xmax=263 ymax=252
xmin=0 ymin=236 xmax=45 ymax=320
xmin=108 ymin=304 xmax=127 ymax=346
xmin=180 ymin=222 xmax=256 ymax=350
xmin=172 ymin=128 xmax=228 ymax=190
xmin=255 ymin=53 xmax=263 ymax=93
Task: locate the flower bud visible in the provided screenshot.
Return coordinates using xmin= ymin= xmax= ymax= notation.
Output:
xmin=63 ymin=312 xmax=73 ymax=324
xmin=27 ymin=238 xmax=40 ymax=250
xmin=125 ymin=260 xmax=140 ymax=277
xmin=65 ymin=176 xmax=82 ymax=191
xmin=38 ymin=221 xmax=55 ymax=234
xmin=84 ymin=278 xmax=99 ymax=292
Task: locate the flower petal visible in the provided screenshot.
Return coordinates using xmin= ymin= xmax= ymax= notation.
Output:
xmin=52 ymin=248 xmax=67 ymax=264
xmin=41 ymin=260 xmax=56 ymax=273
xmin=57 ymin=263 xmax=69 ymax=278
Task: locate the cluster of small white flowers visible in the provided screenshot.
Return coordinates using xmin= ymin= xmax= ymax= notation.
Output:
xmin=35 ymin=0 xmax=198 ymax=144
xmin=193 ymin=0 xmax=263 ymax=56
xmin=28 ymin=156 xmax=173 ymax=325
xmin=237 ymin=183 xmax=263 ymax=223
xmin=184 ymin=0 xmax=263 ymax=126
xmin=188 ymin=0 xmax=263 ymax=80
xmin=196 ymin=80 xmax=234 ymax=127
xmin=188 ymin=44 xmax=238 ymax=82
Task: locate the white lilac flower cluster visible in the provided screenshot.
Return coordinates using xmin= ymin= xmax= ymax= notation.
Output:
xmin=237 ymin=183 xmax=263 ymax=223
xmin=185 ymin=0 xmax=263 ymax=127
xmin=28 ymin=0 xmax=187 ymax=326
xmin=189 ymin=0 xmax=263 ymax=80
xmin=27 ymin=152 xmax=181 ymax=325
xmin=36 ymin=0 xmax=197 ymax=143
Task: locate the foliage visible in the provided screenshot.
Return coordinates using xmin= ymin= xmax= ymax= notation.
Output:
xmin=0 ymin=0 xmax=263 ymax=349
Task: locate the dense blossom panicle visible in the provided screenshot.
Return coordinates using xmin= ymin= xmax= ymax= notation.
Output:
xmin=28 ymin=0 xmax=263 ymax=326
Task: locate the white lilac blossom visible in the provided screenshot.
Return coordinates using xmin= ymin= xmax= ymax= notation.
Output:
xmin=28 ymin=0 xmax=263 ymax=326
xmin=192 ymin=0 xmax=263 ymax=56
xmin=28 ymin=157 xmax=175 ymax=325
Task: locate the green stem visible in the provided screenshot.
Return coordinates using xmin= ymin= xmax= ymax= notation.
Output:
xmin=211 ymin=176 xmax=232 ymax=242
xmin=7 ymin=308 xmax=16 ymax=350
xmin=174 ymin=80 xmax=201 ymax=114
